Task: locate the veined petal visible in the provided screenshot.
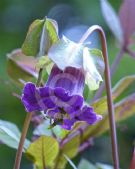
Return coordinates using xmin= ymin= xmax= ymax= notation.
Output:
xmin=83 ymin=47 xmax=103 ymax=90
xmin=78 ymin=105 xmax=102 ymax=124
xmin=46 ymin=65 xmax=85 ymax=95
xmin=48 ymin=36 xmax=83 ymax=70
xmin=62 ymin=119 xmax=76 ymax=130
xmin=21 ymin=82 xmax=83 ymax=114
xmin=22 ymin=83 xmax=42 ymax=112
xmin=22 ymin=83 xmax=55 ymax=112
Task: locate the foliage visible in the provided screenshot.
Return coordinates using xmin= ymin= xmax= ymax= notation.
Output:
xmin=1 ymin=0 xmax=135 ymax=169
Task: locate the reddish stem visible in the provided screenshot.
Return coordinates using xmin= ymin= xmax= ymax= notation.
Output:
xmin=79 ymin=25 xmax=119 ymax=169
xmin=129 ymin=148 xmax=135 ymax=169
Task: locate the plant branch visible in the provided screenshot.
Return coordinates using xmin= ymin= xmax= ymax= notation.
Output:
xmin=126 ymin=48 xmax=135 ymax=58
xmin=79 ymin=25 xmax=119 ymax=169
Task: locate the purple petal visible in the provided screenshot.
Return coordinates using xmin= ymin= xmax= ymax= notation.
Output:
xmin=47 ymin=107 xmax=59 ymax=118
xmin=46 ymin=65 xmax=85 ymax=95
xmin=54 ymin=87 xmax=83 ymax=110
xmin=54 ymin=87 xmax=70 ymax=102
xmin=22 ymin=83 xmax=55 ymax=112
xmin=62 ymin=119 xmax=76 ymax=130
xmin=78 ymin=105 xmax=102 ymax=124
xmin=22 ymin=82 xmax=41 ymax=112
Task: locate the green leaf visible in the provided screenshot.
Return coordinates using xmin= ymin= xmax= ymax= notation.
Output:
xmin=22 ymin=18 xmax=59 ymax=56
xmin=78 ymin=159 xmax=96 ymax=169
xmin=92 ymin=75 xmax=135 ymax=115
xmin=22 ymin=19 xmax=44 ymax=56
xmin=78 ymin=75 xmax=135 ymax=142
xmin=112 ymin=75 xmax=135 ymax=98
xmin=7 ymin=49 xmax=37 ymax=87
xmin=83 ymin=47 xmax=104 ymax=90
xmin=54 ymin=135 xmax=80 ymax=169
xmin=26 ymin=136 xmax=59 ymax=169
xmin=0 ymin=120 xmax=30 ymax=150
xmin=36 ymin=55 xmax=53 ymax=74
xmin=82 ymin=92 xmax=135 ymax=141
xmin=114 ymin=93 xmax=135 ymax=122
xmin=100 ymin=0 xmax=123 ymax=43
xmin=39 ymin=18 xmax=59 ymax=56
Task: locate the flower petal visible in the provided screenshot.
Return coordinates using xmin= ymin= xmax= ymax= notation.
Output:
xmin=62 ymin=119 xmax=76 ymax=130
xmin=46 ymin=65 xmax=85 ymax=95
xmin=83 ymin=47 xmax=103 ymax=90
xmin=48 ymin=36 xmax=83 ymax=70
xmin=78 ymin=105 xmax=102 ymax=124
xmin=22 ymin=82 xmax=42 ymax=112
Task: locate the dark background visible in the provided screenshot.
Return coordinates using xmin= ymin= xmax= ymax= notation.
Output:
xmin=0 ymin=0 xmax=135 ymax=169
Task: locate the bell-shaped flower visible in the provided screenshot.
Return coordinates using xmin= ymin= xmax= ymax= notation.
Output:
xmin=22 ymin=65 xmax=102 ymax=130
xmin=48 ymin=36 xmax=105 ymax=91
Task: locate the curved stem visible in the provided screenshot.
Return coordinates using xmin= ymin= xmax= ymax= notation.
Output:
xmin=13 ymin=69 xmax=43 ymax=169
xmin=79 ymin=25 xmax=119 ymax=169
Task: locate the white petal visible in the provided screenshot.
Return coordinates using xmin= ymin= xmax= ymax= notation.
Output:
xmin=48 ymin=36 xmax=83 ymax=70
xmin=83 ymin=47 xmax=103 ymax=90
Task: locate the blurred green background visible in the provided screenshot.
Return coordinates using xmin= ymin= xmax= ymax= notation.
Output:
xmin=0 ymin=0 xmax=135 ymax=169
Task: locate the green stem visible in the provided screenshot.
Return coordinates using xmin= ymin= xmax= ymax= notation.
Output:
xmin=79 ymin=25 xmax=119 ymax=169
xmin=13 ymin=69 xmax=43 ymax=169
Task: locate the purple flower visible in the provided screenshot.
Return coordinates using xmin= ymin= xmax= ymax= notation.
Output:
xmin=22 ymin=65 xmax=102 ymax=130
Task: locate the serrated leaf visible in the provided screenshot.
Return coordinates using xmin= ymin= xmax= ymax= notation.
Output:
xmin=0 ymin=120 xmax=30 ymax=150
xmin=83 ymin=47 xmax=103 ymax=90
xmin=22 ymin=18 xmax=59 ymax=56
xmin=100 ymin=0 xmax=123 ymax=43
xmin=119 ymin=0 xmax=135 ymax=42
xmin=26 ymin=136 xmax=59 ymax=169
xmin=78 ymin=159 xmax=96 ymax=169
xmin=7 ymin=49 xmax=37 ymax=87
